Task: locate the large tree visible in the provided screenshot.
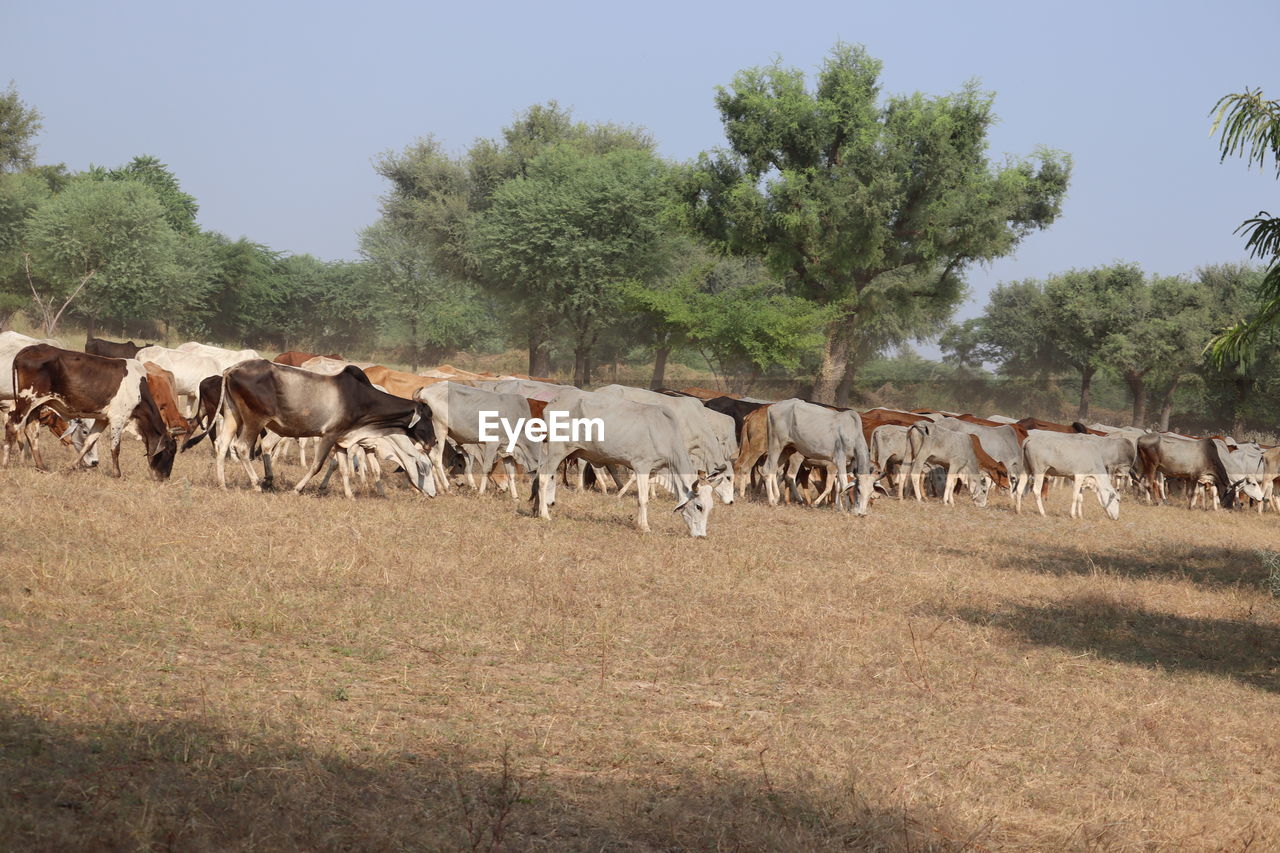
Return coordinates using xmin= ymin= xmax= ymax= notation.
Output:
xmin=23 ymin=177 xmax=178 ymax=335
xmin=471 ymin=143 xmax=670 ymax=385
xmin=359 ymin=220 xmax=488 ymax=369
xmin=681 ymin=43 xmax=1070 ymax=402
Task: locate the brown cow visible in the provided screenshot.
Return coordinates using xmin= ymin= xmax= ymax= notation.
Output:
xmin=274 ymin=350 xmax=342 ymax=367
xmin=142 ymin=362 xmax=194 ymax=441
xmin=8 ymin=345 xmax=176 ymax=478
xmin=362 ymin=364 xmax=447 ymax=400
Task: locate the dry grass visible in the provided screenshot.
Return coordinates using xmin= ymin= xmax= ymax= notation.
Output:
xmin=2 ymin=442 xmax=1279 ymax=851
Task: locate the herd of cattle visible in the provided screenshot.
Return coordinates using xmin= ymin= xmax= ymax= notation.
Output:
xmin=1 ymin=330 xmax=1276 ymax=537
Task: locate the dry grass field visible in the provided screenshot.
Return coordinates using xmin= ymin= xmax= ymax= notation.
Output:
xmin=3 ymin=440 xmax=1280 ymax=851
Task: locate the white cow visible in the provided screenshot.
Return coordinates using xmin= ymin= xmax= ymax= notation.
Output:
xmin=533 ymin=390 xmax=714 ymax=536
xmin=593 ymin=384 xmax=735 ymax=505
xmin=1019 ymin=431 xmax=1122 ymax=519
xmin=413 ymin=381 xmax=544 ymax=499
xmin=763 ymin=399 xmax=873 ymax=515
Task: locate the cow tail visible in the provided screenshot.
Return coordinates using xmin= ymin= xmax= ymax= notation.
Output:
xmin=181 ymin=382 xmax=212 ymax=450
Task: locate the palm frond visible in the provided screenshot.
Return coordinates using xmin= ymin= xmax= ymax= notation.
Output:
xmin=1236 ymin=212 xmax=1280 ymax=261
xmin=1211 ymin=89 xmax=1280 ymax=176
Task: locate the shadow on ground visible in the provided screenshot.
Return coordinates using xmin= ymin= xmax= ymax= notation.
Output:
xmin=956 ymin=594 xmax=1280 ymax=693
xmin=942 ymin=537 xmax=1277 ymax=590
xmin=0 ymin=703 xmax=982 ymax=852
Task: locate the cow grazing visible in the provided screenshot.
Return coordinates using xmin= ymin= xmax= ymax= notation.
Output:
xmin=413 ymin=381 xmax=544 ymax=499
xmin=85 ymin=336 xmax=151 ymax=359
xmin=1136 ymin=433 xmax=1264 ymax=509
xmin=1019 ymin=431 xmax=1122 ymax=519
xmin=532 ymin=390 xmax=714 ymax=536
xmin=2 ymin=332 xmax=94 ymax=465
xmin=213 ymin=360 xmax=437 ymax=499
xmin=934 ymin=417 xmax=1024 ymax=496
xmin=593 ymin=384 xmax=736 ymax=505
xmin=869 ymin=424 xmax=911 ymax=494
xmin=8 ymin=344 xmax=176 ymax=479
xmin=902 ymin=422 xmax=999 ymax=507
xmin=764 ymin=399 xmax=873 ymax=515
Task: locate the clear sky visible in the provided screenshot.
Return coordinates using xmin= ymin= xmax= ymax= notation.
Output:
xmin=5 ymin=0 xmax=1277 ymax=349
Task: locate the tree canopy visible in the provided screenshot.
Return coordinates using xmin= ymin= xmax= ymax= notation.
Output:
xmin=681 ymin=43 xmax=1071 ymax=402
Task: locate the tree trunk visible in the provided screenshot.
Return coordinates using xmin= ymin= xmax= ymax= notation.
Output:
xmin=1232 ymin=377 xmax=1250 ymax=437
xmin=1124 ymin=370 xmax=1147 ymax=428
xmin=812 ymin=328 xmax=850 ymax=405
xmin=84 ymin=316 xmax=97 ymax=340
xmin=649 ymin=345 xmax=671 ymax=390
xmin=834 ymin=358 xmax=859 ymax=408
xmin=1156 ymin=377 xmax=1179 ymax=431
xmin=527 ymin=318 xmax=552 ymax=378
xmin=1076 ymin=365 xmax=1095 ymax=421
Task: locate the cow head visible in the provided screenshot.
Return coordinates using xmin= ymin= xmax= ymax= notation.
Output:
xmin=850 ymin=472 xmax=876 ymax=516
xmin=674 ymin=476 xmax=714 ymax=538
xmin=968 ymin=472 xmax=991 ymax=508
xmin=134 ymin=379 xmax=177 ymax=480
xmin=706 ymin=464 xmax=734 ymax=505
xmin=1092 ymin=475 xmax=1121 ymax=520
xmin=406 ymin=402 xmax=436 ymax=451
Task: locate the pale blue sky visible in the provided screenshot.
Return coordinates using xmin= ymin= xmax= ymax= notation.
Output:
xmin=5 ymin=0 xmax=1277 ymax=347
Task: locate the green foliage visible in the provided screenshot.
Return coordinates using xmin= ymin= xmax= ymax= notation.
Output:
xmin=1208 ymin=89 xmax=1280 ymax=365
xmin=0 ymin=83 xmax=42 ymax=174
xmin=24 ymin=177 xmax=178 ymax=333
xmin=681 ymin=43 xmax=1071 ymax=400
xmin=359 ymin=220 xmax=488 ymax=366
xmin=87 ymin=155 xmax=200 ymax=234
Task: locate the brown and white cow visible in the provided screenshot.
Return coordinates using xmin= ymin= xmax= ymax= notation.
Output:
xmin=211 ymin=359 xmax=438 ymax=498
xmin=8 ymin=344 xmax=177 ymax=479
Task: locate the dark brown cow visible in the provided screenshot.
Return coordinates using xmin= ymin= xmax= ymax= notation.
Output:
xmin=212 ymin=359 xmax=437 ymax=497
xmin=8 ymin=344 xmax=176 ymax=478
xmin=1016 ymin=417 xmax=1107 ymax=437
xmin=85 ymin=336 xmax=151 ymax=359
xmin=274 ymin=350 xmax=342 ymax=367
xmin=702 ymin=396 xmax=770 ymax=441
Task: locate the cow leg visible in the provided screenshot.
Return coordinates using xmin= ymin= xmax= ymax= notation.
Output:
xmin=337 ymin=449 xmax=355 ymax=500
xmin=634 ymin=468 xmax=651 ymax=532
xmin=1015 ymin=472 xmax=1024 ymax=514
xmin=428 ymin=439 xmax=452 ymax=494
xmin=107 ymin=423 xmax=125 ymax=477
xmin=293 ymin=437 xmax=337 ymax=494
xmin=476 ymin=443 xmax=500 ymax=495
xmin=1033 ymin=473 xmax=1048 ymax=517
xmin=943 ymin=471 xmax=958 ymax=505
xmin=503 ymin=458 xmax=520 ymax=501
xmin=912 ymin=466 xmax=926 ymax=503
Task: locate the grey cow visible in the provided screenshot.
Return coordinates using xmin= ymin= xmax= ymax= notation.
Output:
xmin=1019 ymin=431 xmax=1121 ymax=519
xmin=414 ymin=381 xmax=545 ymax=499
xmin=532 ymin=390 xmax=715 ymax=536
xmin=902 ymin=421 xmax=991 ymax=507
xmin=763 ymin=399 xmax=873 ymax=515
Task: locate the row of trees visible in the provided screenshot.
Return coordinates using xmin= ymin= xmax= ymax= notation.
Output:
xmin=3 ymin=61 xmax=1275 ymax=425
xmin=941 ymin=263 xmax=1276 ymax=433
